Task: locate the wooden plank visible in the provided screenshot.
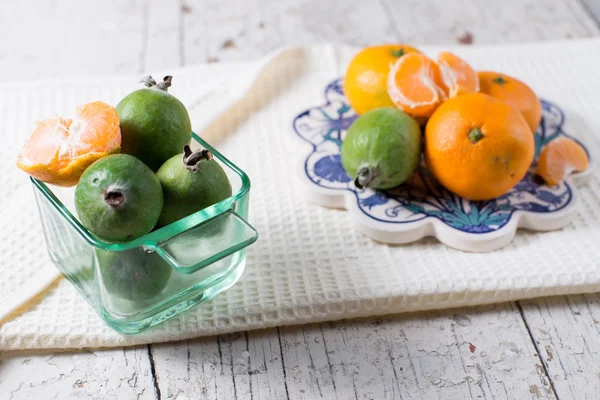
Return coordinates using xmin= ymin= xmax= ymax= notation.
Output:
xmin=0 ymin=347 xmax=156 ymax=399
xmin=178 ymin=0 xmax=600 ymax=66
xmin=317 ymin=304 xmax=556 ymax=400
xmin=150 ymin=304 xmax=555 ymax=399
xmin=0 ymin=0 xmax=145 ymax=82
xmin=278 ymin=325 xmax=336 ymax=399
xmin=180 ymin=0 xmax=398 ymax=64
xmin=246 ymin=329 xmax=289 ymax=400
xmin=1 ymin=0 xmax=597 ymax=80
xmin=151 ymin=329 xmax=289 ymax=400
xmin=520 ymin=294 xmax=600 ymax=400
xmin=0 ymin=0 xmax=182 ymax=81
xmin=382 ymin=0 xmax=600 ymax=45
xmin=143 ymin=0 xmax=182 ymax=72
xmin=579 ymin=0 xmax=600 ymax=28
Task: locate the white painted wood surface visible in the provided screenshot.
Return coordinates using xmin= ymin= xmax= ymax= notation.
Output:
xmin=520 ymin=295 xmax=600 ymax=400
xmin=1 ymin=0 xmax=599 ymax=399
xmin=150 ymin=305 xmax=556 ymax=400
xmin=0 ymin=346 xmax=155 ymax=399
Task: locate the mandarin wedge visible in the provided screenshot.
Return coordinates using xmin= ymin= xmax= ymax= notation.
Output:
xmin=17 ymin=101 xmax=121 ymax=186
xmin=478 ymin=71 xmax=542 ymax=133
xmin=437 ymin=52 xmax=479 ymax=98
xmin=344 ymin=44 xmax=420 ymax=115
xmin=387 ymin=52 xmax=446 ymax=118
xmin=536 ymin=137 xmax=589 ymax=186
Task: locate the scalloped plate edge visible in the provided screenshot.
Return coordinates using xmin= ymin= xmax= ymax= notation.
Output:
xmin=292 ymin=125 xmax=596 ymax=253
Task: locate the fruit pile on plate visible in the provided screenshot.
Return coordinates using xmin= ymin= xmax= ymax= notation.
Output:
xmin=16 ymin=76 xmax=233 ymax=301
xmin=342 ymin=45 xmax=589 ymax=200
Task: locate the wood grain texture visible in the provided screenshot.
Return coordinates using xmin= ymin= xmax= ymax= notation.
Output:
xmin=150 ymin=329 xmax=289 ymax=400
xmin=2 ymin=0 xmax=598 ymax=80
xmin=142 ymin=0 xmax=183 ymax=71
xmin=180 ymin=0 xmax=398 ymax=65
xmin=383 ymin=0 xmax=600 ymax=45
xmin=179 ymin=0 xmax=600 ymax=65
xmin=520 ymin=295 xmax=600 ymax=400
xmin=150 ymin=304 xmax=556 ymax=400
xmin=579 ymin=0 xmax=600 ymax=28
xmin=0 ymin=0 xmax=145 ymax=81
xmin=0 ymin=347 xmax=155 ymax=399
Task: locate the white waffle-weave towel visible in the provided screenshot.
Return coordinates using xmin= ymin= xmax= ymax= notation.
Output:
xmin=1 ymin=41 xmax=599 ymax=350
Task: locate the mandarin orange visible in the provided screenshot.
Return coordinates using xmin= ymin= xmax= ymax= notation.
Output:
xmin=437 ymin=52 xmax=479 ymax=98
xmin=17 ymin=101 xmax=121 ymax=186
xmin=425 ymin=93 xmax=534 ymax=200
xmin=387 ymin=52 xmax=446 ymax=118
xmin=478 ymin=71 xmax=542 ymax=133
xmin=343 ymin=44 xmax=420 ymax=115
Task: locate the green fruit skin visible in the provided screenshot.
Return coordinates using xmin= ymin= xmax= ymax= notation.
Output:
xmin=341 ymin=107 xmax=421 ymax=190
xmin=116 ymin=88 xmax=192 ymax=171
xmin=96 ymin=248 xmax=172 ymax=301
xmin=156 ymin=154 xmax=232 ymax=227
xmin=75 ymin=154 xmax=164 ymax=241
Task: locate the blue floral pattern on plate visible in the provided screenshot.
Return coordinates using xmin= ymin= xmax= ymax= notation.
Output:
xmin=293 ymin=78 xmax=591 ymax=235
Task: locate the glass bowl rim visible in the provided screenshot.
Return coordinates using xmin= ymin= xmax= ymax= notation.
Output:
xmin=31 ymin=133 xmax=251 ymax=251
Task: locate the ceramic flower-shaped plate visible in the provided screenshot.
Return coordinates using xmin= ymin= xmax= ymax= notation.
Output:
xmin=292 ymin=79 xmax=595 ymax=252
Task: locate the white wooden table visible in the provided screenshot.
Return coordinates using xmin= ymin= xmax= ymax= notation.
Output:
xmin=1 ymin=1 xmax=599 ymax=399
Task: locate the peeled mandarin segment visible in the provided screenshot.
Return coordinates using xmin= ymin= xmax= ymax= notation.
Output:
xmin=62 ymin=101 xmax=121 ymax=160
xmin=387 ymin=52 xmax=445 ymax=118
xmin=437 ymin=52 xmax=479 ymax=98
xmin=16 ymin=101 xmax=121 ymax=187
xmin=343 ymin=44 xmax=420 ymax=115
xmin=536 ymin=137 xmax=589 ymax=186
xmin=17 ymin=117 xmax=71 ymax=168
xmin=76 ymin=101 xmax=121 ymax=148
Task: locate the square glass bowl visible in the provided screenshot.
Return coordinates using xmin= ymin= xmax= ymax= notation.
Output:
xmin=31 ymin=134 xmax=257 ymax=334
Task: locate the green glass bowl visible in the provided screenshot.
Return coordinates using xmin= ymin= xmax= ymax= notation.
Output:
xmin=32 ymin=134 xmax=258 ymax=334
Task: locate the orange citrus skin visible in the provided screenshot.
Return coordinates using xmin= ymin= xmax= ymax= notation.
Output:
xmin=437 ymin=52 xmax=479 ymax=98
xmin=17 ymin=101 xmax=121 ymax=187
xmin=478 ymin=71 xmax=542 ymax=133
xmin=387 ymin=52 xmax=446 ymax=118
xmin=536 ymin=137 xmax=589 ymax=186
xmin=344 ymin=44 xmax=420 ymax=115
xmin=425 ymin=93 xmax=534 ymax=201
xmin=38 ymin=148 xmax=121 ymax=186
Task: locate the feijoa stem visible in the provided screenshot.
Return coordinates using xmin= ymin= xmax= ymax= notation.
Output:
xmin=183 ymin=144 xmax=213 ymax=173
xmin=140 ymin=75 xmax=157 ymax=87
xmin=355 ymin=166 xmax=377 ymax=189
xmin=468 ymin=127 xmax=485 ymax=143
xmin=104 ymin=190 xmax=125 ymax=207
xmin=139 ymin=75 xmax=172 ymax=92
xmin=157 ymin=76 xmax=172 ymax=91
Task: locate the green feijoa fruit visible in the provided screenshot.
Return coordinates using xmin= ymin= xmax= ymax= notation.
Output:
xmin=96 ymin=248 xmax=171 ymax=301
xmin=156 ymin=145 xmax=232 ymax=227
xmin=75 ymin=154 xmax=163 ymax=241
xmin=341 ymin=107 xmax=421 ymax=190
xmin=116 ymin=75 xmax=192 ymax=171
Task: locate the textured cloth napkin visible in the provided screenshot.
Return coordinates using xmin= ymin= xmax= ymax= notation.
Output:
xmin=1 ymin=40 xmax=599 ymax=350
